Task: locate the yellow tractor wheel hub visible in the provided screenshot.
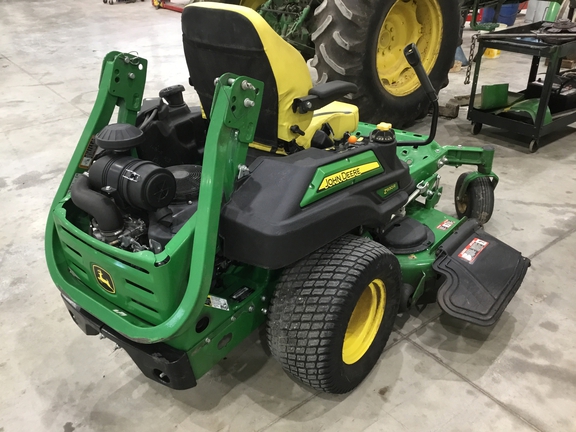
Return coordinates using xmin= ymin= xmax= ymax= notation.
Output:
xmin=375 ymin=0 xmax=442 ymax=97
xmin=342 ymin=278 xmax=387 ymax=365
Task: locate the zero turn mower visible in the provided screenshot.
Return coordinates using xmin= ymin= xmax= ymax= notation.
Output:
xmin=46 ymin=3 xmax=529 ymax=393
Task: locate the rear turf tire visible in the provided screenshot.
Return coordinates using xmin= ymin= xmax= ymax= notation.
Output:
xmin=310 ymin=0 xmax=460 ymax=127
xmin=454 ymin=172 xmax=495 ymax=225
xmin=266 ymin=234 xmax=401 ymax=394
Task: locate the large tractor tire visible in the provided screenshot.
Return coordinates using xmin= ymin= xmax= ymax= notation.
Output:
xmin=267 ymin=234 xmax=401 ymax=394
xmin=310 ymin=0 xmax=460 ymax=127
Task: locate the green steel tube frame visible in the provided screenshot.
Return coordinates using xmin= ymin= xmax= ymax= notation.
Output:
xmin=45 ymin=52 xmax=264 ymax=344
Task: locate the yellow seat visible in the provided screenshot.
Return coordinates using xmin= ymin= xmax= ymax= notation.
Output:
xmin=182 ymin=2 xmax=359 ymax=154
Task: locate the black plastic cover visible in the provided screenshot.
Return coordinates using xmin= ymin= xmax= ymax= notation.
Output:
xmin=148 ymin=201 xmax=198 ymax=248
xmin=61 ymin=294 xmax=197 ymax=390
xmin=137 ymin=102 xmax=206 ymax=168
xmin=433 ymin=219 xmax=530 ymax=326
xmin=220 ymin=143 xmax=414 ymax=269
xmin=96 ymin=123 xmax=145 ymax=150
xmin=380 ymin=216 xmax=435 ymax=254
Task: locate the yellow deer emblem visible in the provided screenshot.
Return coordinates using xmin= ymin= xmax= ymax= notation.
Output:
xmin=92 ymin=265 xmax=115 ymax=294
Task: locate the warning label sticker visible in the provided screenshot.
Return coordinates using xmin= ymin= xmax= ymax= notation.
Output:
xmin=205 ymin=295 xmax=229 ymax=311
xmin=437 ymin=219 xmax=455 ymax=231
xmin=79 ymin=136 xmax=97 ymax=169
xmin=458 ymin=238 xmax=489 ymax=264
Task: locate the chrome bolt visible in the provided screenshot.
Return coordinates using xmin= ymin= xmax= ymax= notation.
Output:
xmin=237 ymin=164 xmax=250 ymax=180
xmin=231 ymin=316 xmax=237 ymax=322
xmin=261 ymin=308 xmax=268 ymax=314
xmin=261 ymin=296 xmax=266 ymax=302
xmin=205 ymin=338 xmax=211 ymax=344
xmin=241 ymin=80 xmax=255 ymax=91
xmin=228 ymin=78 xmax=235 ymax=85
xmin=248 ymin=305 xmax=254 ymax=313
xmin=214 ymin=78 xmax=219 ymax=86
xmin=305 ymin=101 xmax=313 ymax=109
xmin=244 ymin=98 xmax=255 ymax=107
xmin=128 ymin=72 xmax=135 ymax=80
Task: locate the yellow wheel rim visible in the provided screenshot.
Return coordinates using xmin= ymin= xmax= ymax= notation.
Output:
xmin=342 ymin=279 xmax=387 ymax=365
xmin=375 ymin=0 xmax=442 ymax=97
xmin=456 ymin=193 xmax=469 ymax=214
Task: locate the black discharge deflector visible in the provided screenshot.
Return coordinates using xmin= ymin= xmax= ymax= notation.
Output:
xmin=433 ymin=220 xmax=530 ymax=326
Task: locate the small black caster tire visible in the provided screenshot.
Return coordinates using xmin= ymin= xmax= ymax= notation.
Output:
xmin=454 ymin=172 xmax=495 ymax=225
xmin=471 ymin=122 xmax=482 ymax=135
xmin=529 ymin=139 xmax=539 ymax=153
xmin=398 ymin=283 xmax=415 ymax=313
xmin=103 ymin=0 xmax=107 ymax=3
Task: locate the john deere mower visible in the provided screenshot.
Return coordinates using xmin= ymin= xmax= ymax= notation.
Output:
xmin=46 ymin=3 xmax=529 ymax=394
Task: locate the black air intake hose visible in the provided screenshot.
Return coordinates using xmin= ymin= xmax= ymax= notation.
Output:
xmin=71 ymin=175 xmax=124 ymax=235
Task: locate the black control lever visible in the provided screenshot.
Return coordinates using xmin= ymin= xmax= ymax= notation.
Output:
xmin=398 ymin=43 xmax=438 ymax=147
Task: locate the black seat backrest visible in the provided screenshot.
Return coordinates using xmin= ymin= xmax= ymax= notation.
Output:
xmin=181 ymin=3 xmax=313 ymax=147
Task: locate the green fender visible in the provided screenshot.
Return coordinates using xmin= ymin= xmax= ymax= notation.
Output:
xmin=495 ymin=99 xmax=553 ymax=126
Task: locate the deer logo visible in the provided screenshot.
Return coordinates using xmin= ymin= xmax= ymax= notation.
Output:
xmin=92 ymin=265 xmax=115 ymax=294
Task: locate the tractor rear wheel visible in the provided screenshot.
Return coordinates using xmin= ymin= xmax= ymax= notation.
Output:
xmin=310 ymin=0 xmax=460 ymax=127
xmin=266 ymin=234 xmax=401 ymax=394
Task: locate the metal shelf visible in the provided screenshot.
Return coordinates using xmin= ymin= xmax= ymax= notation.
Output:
xmin=467 ymin=22 xmax=576 ymax=152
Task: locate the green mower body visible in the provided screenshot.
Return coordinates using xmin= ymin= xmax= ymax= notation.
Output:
xmin=46 ymin=51 xmax=529 ymax=393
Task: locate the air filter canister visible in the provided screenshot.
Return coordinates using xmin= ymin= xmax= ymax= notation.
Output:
xmin=89 ymin=155 xmax=176 ymax=211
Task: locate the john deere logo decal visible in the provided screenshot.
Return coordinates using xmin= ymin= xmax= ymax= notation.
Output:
xmin=92 ymin=265 xmax=115 ymax=294
xmin=318 ymin=162 xmax=381 ymax=191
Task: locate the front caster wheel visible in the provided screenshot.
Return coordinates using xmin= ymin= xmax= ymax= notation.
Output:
xmin=267 ymin=235 xmax=401 ymax=394
xmin=529 ymin=139 xmax=539 ymax=153
xmin=455 ymin=172 xmax=495 ymax=225
xmin=471 ymin=122 xmax=482 ymax=135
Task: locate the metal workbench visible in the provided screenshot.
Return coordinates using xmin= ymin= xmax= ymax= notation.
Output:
xmin=467 ymin=22 xmax=576 ymax=152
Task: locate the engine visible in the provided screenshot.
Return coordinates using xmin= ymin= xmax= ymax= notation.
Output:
xmin=71 ymin=119 xmax=203 ymax=254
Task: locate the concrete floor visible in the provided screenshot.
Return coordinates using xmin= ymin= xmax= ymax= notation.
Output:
xmin=1 ymin=2 xmax=576 ymax=431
